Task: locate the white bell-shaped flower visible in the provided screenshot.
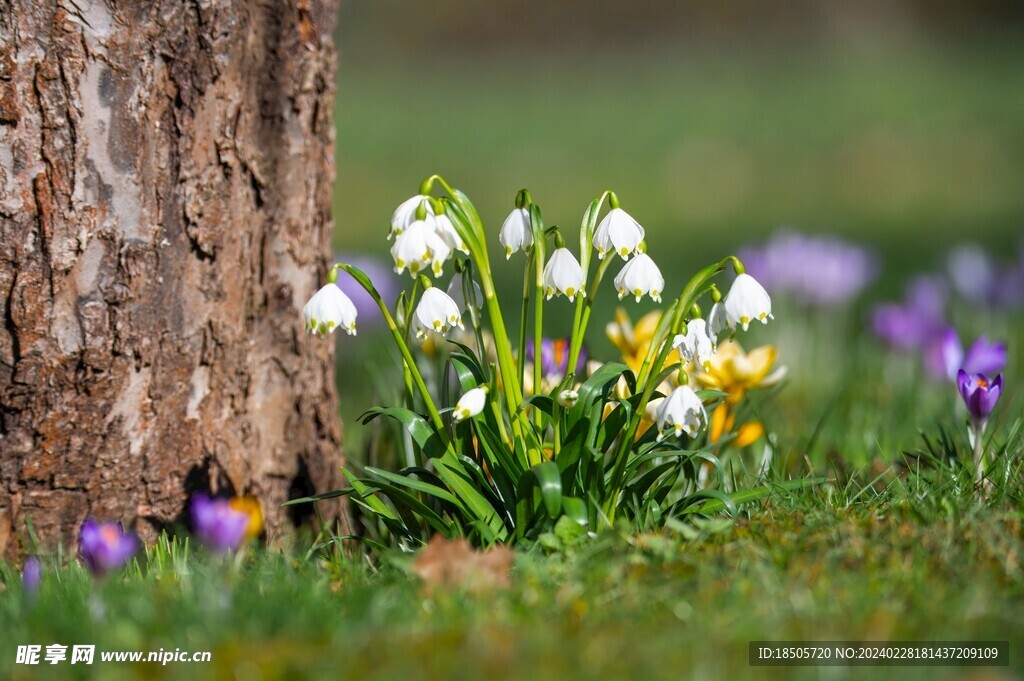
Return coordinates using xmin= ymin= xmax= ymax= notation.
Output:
xmin=453 ymin=385 xmax=489 ymax=422
xmin=557 ymin=389 xmax=579 ymax=408
xmin=708 ymin=301 xmax=730 ymax=338
xmin=724 ymin=273 xmax=773 ymax=331
xmin=447 ymin=271 xmax=483 ymax=313
xmin=673 ymin=319 xmax=715 ymax=370
xmin=412 ymin=287 xmax=463 ymax=343
xmin=432 ymin=213 xmax=469 ymax=255
xmin=389 ymin=194 xmax=430 ymax=239
xmin=593 ymin=208 xmax=645 ymax=260
xmin=426 ymin=230 xmax=453 ymax=277
xmin=655 ymin=385 xmax=707 ymax=439
xmin=391 ymin=220 xmax=450 ymax=278
xmin=543 ymin=248 xmax=586 ymax=302
xmin=303 ymin=284 xmax=358 ymax=337
xmin=499 ymin=208 xmax=533 ymax=259
xmin=614 ymin=253 xmax=663 ymax=303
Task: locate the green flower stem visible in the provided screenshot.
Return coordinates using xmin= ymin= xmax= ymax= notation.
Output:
xmin=519 ymin=251 xmax=534 ymax=393
xmin=566 ymin=190 xmax=614 ymax=380
xmin=457 ymin=261 xmax=490 ymax=382
xmin=438 ymin=189 xmax=533 ymax=459
xmin=973 ymin=423 xmax=987 ymax=490
xmin=567 ymin=256 xmax=615 ymax=375
xmin=529 ymin=204 xmax=547 ymax=448
xmin=336 ymin=264 xmax=452 ymax=452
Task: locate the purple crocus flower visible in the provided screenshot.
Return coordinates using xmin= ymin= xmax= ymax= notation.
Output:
xmin=333 ymin=253 xmax=400 ymax=327
xmin=957 ymin=371 xmax=1003 ymax=427
xmin=963 ymin=337 xmax=1008 ymax=376
xmin=79 ymin=520 xmax=138 ymax=576
xmin=190 ymin=494 xmax=249 ymax=553
xmin=924 ymin=329 xmax=1008 ymax=382
xmin=22 ymin=556 xmax=41 ymax=596
xmin=526 ymin=338 xmax=588 ymax=378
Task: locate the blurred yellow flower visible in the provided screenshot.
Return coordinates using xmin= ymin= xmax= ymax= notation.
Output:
xmin=606 ymin=307 xmax=679 ymax=377
xmin=229 ymin=495 xmax=264 ymax=542
xmin=696 ymin=340 xmax=786 ymax=446
xmin=696 ymin=340 xmax=786 ymax=403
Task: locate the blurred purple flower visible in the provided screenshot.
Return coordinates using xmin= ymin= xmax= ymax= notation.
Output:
xmin=871 ymin=304 xmax=940 ymax=351
xmin=904 ymin=275 xmax=948 ymax=321
xmin=79 ymin=520 xmax=138 ymax=576
xmin=995 ymin=246 xmax=1024 ymax=309
xmin=923 ymin=327 xmax=963 ymax=381
xmin=333 ymin=253 xmax=400 ymax=327
xmin=924 ymin=329 xmax=1008 ymax=382
xmin=947 ymin=244 xmax=997 ymax=303
xmin=22 ymin=556 xmax=41 ymax=596
xmin=963 ymin=337 xmax=1008 ymax=377
xmin=191 ymin=494 xmax=250 ymax=553
xmin=957 ymin=371 xmax=1003 ymax=427
xmin=739 ymin=230 xmax=877 ymax=307
xmin=526 ymin=338 xmax=587 ymax=378
xmin=872 ymin=275 xmax=947 ymax=351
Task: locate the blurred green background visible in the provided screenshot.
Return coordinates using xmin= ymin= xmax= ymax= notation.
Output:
xmin=332 ymin=1 xmax=1023 ymax=271
xmin=330 ymin=1 xmax=1024 ymax=461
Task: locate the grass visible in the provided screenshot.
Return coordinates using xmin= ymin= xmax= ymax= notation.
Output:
xmin=2 ymin=458 xmax=1023 ymax=680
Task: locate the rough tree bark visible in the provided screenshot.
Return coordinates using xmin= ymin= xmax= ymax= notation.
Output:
xmin=0 ymin=0 xmax=345 ymax=555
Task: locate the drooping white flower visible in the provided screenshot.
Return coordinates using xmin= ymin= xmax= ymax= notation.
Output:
xmin=543 ymin=248 xmax=586 ymax=302
xmin=426 ymin=230 xmax=453 ymax=277
xmin=708 ymin=301 xmax=730 ymax=338
xmin=303 ymin=283 xmax=358 ymax=337
xmin=593 ymin=208 xmax=645 ymax=260
xmin=453 ymin=385 xmax=489 ymax=422
xmin=724 ymin=273 xmax=773 ymax=331
xmin=390 ymin=220 xmax=450 ymax=278
xmin=447 ymin=271 xmax=483 ymax=313
xmin=412 ymin=287 xmax=463 ymax=343
xmin=655 ymin=385 xmax=707 ymax=439
xmin=499 ymin=208 xmax=533 ymax=259
xmin=432 ymin=213 xmax=469 ymax=255
xmin=673 ymin=319 xmax=715 ymax=370
xmin=389 ymin=194 xmax=430 ymax=239
xmin=613 ymin=253 xmax=663 ymax=303
xmin=557 ymin=389 xmax=579 ymax=408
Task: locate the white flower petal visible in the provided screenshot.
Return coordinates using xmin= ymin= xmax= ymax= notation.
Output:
xmin=433 ymin=213 xmax=469 ymax=255
xmin=557 ymin=389 xmax=579 ymax=408
xmin=453 ymin=385 xmax=488 ymax=422
xmin=613 ymin=253 xmax=663 ymax=303
xmin=655 ymin=386 xmax=707 ymax=439
xmin=413 ymin=287 xmax=463 ymax=343
xmin=499 ymin=208 xmax=533 ymax=259
xmin=390 ymin=194 xmax=430 ymax=239
xmin=594 ymin=208 xmax=645 ymax=260
xmin=303 ymin=284 xmax=358 ymax=337
xmin=724 ymin=273 xmax=773 ymax=331
xmin=543 ymin=248 xmax=586 ymax=302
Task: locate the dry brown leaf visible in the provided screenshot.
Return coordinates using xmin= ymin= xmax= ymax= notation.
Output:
xmin=412 ymin=534 xmax=513 ymax=594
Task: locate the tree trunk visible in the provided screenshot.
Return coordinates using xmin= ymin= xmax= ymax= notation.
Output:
xmin=0 ymin=0 xmax=345 ymax=555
